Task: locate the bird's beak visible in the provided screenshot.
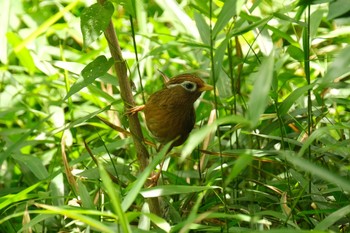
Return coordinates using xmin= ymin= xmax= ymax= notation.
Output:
xmin=198 ymin=84 xmax=214 ymax=92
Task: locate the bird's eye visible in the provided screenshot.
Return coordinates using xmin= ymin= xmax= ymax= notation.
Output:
xmin=181 ymin=81 xmax=197 ymax=92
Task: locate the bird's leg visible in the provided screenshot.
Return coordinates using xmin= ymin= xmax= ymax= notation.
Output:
xmin=125 ymin=105 xmax=145 ymax=115
xmin=147 ymin=159 xmax=166 ymax=187
xmin=147 ymin=144 xmax=173 ymax=187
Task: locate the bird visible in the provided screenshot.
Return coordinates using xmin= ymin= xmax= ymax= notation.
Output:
xmin=130 ymin=72 xmax=213 ymax=149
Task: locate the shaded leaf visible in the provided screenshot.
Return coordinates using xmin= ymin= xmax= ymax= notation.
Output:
xmin=320 ymin=45 xmax=350 ymax=86
xmin=281 ymin=151 xmax=350 ymax=193
xmin=315 ymin=205 xmax=350 ymax=230
xmin=279 ymin=84 xmax=314 ymax=115
xmin=0 ymin=117 xmax=49 ymax=165
xmin=327 ymin=0 xmax=350 ymax=20
xmin=247 ymin=53 xmax=274 ymax=128
xmin=122 ymin=143 xmax=171 ymax=211
xmin=224 ymin=154 xmax=253 ymax=187
xmin=12 ymin=154 xmax=49 ymax=180
xmin=77 ymin=179 xmax=95 ymax=209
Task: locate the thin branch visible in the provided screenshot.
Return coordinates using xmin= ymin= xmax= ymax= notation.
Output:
xmin=96 ymin=0 xmax=161 ymax=216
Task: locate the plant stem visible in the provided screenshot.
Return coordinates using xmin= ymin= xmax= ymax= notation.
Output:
xmin=303 ymin=4 xmax=312 ymax=195
xmin=97 ymin=0 xmax=161 ymax=216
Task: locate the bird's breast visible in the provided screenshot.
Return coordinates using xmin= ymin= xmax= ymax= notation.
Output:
xmin=144 ymin=103 xmax=195 ymax=146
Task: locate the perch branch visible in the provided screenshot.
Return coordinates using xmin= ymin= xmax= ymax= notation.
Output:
xmin=96 ymin=0 xmax=161 ymax=216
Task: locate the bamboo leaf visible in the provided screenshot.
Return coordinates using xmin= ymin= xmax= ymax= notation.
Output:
xmin=212 ymin=0 xmax=245 ymax=37
xmin=141 ymin=185 xmax=220 ymax=198
xmin=247 ymin=53 xmax=274 ymax=128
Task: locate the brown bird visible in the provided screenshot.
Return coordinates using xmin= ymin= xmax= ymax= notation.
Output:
xmin=131 ymin=73 xmax=213 ymax=148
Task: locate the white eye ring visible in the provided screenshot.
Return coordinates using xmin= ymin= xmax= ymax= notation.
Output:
xmin=180 ymin=81 xmax=197 ymax=92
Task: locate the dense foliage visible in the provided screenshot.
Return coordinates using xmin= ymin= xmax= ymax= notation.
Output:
xmin=1 ymin=0 xmax=350 ymax=232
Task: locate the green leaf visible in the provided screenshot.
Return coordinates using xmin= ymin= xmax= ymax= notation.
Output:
xmin=0 ymin=117 xmax=49 ymax=165
xmin=315 ymin=205 xmax=350 ymax=230
xmin=140 ymin=185 xmax=220 ymax=198
xmin=310 ymin=9 xmax=324 ymax=39
xmin=320 ymin=45 xmax=350 ymax=86
xmin=230 ymin=13 xmax=272 ymax=37
xmin=81 ymin=55 xmax=115 ymax=81
xmin=212 ymin=0 xmax=245 ymax=37
xmin=297 ymin=124 xmax=348 ymax=157
xmin=0 ymin=0 xmax=10 ymax=64
xmin=12 ymin=154 xmax=49 ymax=180
xmin=247 ymin=53 xmax=274 ymax=128
xmin=181 ymin=123 xmax=216 ymax=161
xmin=154 ymin=0 xmax=199 ymax=38
xmin=181 ymin=115 xmax=250 ymax=159
xmin=265 ymin=24 xmax=298 ymax=46
xmin=139 ymin=212 xmax=171 ymax=232
xmin=278 ymin=84 xmax=314 ymax=115
xmin=110 ymin=0 xmax=136 ymax=17
xmin=286 ymin=45 xmax=304 ymax=61
xmin=224 ymin=154 xmax=253 ymax=187
xmin=32 ymin=204 xmax=116 ymax=233
xmin=63 ymin=55 xmax=114 ymax=101
xmin=214 ymin=38 xmax=228 ymax=91
xmin=99 ymin=164 xmax=131 ymax=233
xmin=281 ymin=151 xmax=350 ymax=193
xmin=121 ymin=143 xmax=171 ymax=211
xmin=194 ymin=12 xmax=210 ymax=45
xmin=0 ymin=182 xmax=41 ymax=211
xmin=81 ymin=1 xmax=114 ymax=48
xmin=77 ymin=179 xmax=95 ymax=209
xmin=327 ymin=0 xmax=350 ymax=20
xmin=7 ymin=32 xmax=36 ymax=75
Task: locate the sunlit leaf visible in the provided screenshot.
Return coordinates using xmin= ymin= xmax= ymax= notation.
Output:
xmin=140 ymin=185 xmax=220 ymax=198
xmin=63 ymin=55 xmax=114 ymax=101
xmin=7 ymin=32 xmax=36 ymax=75
xmin=212 ymin=0 xmax=245 ymax=37
xmin=286 ymin=45 xmax=304 ymax=61
xmin=81 ymin=1 xmax=114 ymax=48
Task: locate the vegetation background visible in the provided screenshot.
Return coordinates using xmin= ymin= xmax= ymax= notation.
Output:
xmin=1 ymin=0 xmax=350 ymax=232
